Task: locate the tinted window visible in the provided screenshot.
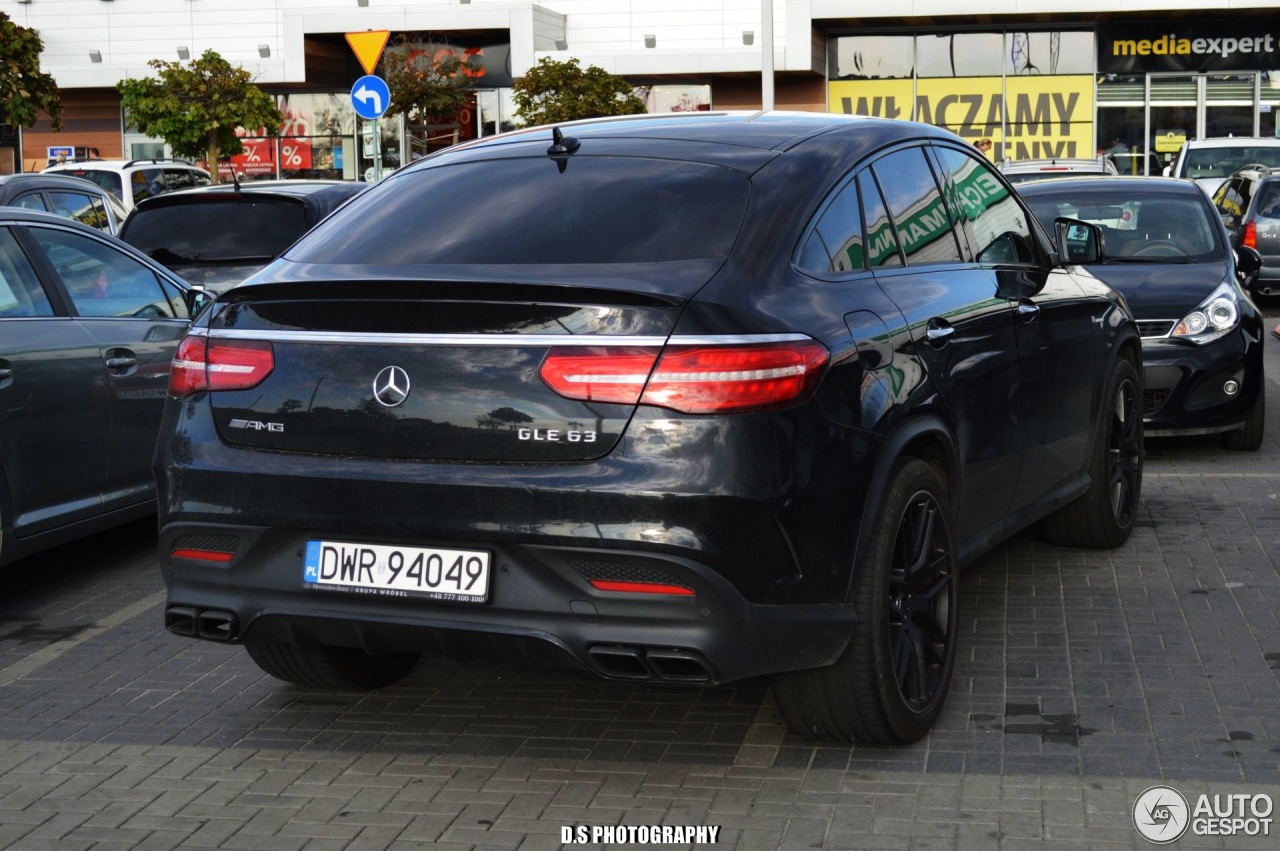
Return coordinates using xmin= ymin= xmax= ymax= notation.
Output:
xmin=28 ymin=227 xmax=177 ymax=318
xmin=63 ymin=169 xmax=123 ymax=198
xmin=1183 ymin=146 xmax=1280 ymax=179
xmin=124 ymin=200 xmax=309 ymax=263
xmin=288 ymin=158 xmax=750 ymax=265
xmin=130 ymin=169 xmax=165 ymax=203
xmin=932 ymin=147 xmax=1036 ymax=265
xmin=12 ymin=193 xmax=48 ymax=212
xmin=1213 ymin=178 xmax=1244 ymax=224
xmin=1023 ymin=189 xmax=1222 ymax=261
xmin=860 ymin=173 xmax=901 ymax=268
xmin=1255 ymin=182 xmax=1280 ymax=219
xmin=809 ymin=180 xmax=865 ymax=273
xmin=164 ymin=168 xmax=209 ymax=190
xmin=0 ymin=228 xmax=53 ymax=317
xmin=49 ymin=191 xmax=110 ymax=232
xmin=871 ymin=148 xmax=964 ymax=266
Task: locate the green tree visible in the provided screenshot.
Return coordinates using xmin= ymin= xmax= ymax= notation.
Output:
xmin=0 ymin=12 xmax=63 ymax=130
xmin=117 ymin=50 xmax=282 ymax=184
xmin=512 ymin=57 xmax=645 ymax=127
xmin=382 ymin=41 xmax=481 ymax=123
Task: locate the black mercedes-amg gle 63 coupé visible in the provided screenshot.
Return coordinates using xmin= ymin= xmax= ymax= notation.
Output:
xmin=155 ymin=112 xmax=1143 ymax=744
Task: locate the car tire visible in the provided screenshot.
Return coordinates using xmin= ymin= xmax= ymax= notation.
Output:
xmin=1042 ymin=357 xmax=1143 ymax=549
xmin=1222 ymin=382 xmax=1265 ymax=451
xmin=245 ymin=642 xmax=419 ymax=690
xmin=772 ymin=458 xmax=958 ymax=744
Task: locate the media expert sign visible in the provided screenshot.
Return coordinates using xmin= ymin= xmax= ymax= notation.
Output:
xmin=829 ymin=76 xmax=1094 ymax=161
xmin=1098 ymin=22 xmax=1280 ymax=73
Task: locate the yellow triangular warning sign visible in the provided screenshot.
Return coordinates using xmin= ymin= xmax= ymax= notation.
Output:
xmin=346 ymin=30 xmax=391 ymax=76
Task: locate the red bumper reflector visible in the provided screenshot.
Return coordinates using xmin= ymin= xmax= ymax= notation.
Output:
xmin=589 ymin=579 xmax=695 ymax=596
xmin=170 ymin=548 xmax=235 ymax=563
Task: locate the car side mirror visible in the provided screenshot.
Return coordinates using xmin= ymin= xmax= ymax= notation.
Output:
xmin=1236 ymin=245 xmax=1262 ymax=277
xmin=1054 ymin=218 xmax=1104 ymax=265
xmin=184 ymin=286 xmax=213 ymax=318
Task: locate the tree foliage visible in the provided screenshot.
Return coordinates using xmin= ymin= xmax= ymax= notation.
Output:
xmin=512 ymin=58 xmax=645 ymax=127
xmin=382 ymin=41 xmax=482 ymax=122
xmin=0 ymin=12 xmax=63 ymax=130
xmin=117 ymin=50 xmax=282 ymax=183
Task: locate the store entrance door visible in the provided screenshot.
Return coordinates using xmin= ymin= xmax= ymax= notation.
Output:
xmin=1147 ymin=73 xmax=1261 ymax=172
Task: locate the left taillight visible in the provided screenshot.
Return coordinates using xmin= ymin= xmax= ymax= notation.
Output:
xmin=169 ymin=335 xmax=274 ymax=398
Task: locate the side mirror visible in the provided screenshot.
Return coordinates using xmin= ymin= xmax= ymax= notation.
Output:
xmin=1054 ymin=217 xmax=1104 ymax=264
xmin=184 ymin=286 xmax=213 ymax=318
xmin=1236 ymin=244 xmax=1262 ymax=277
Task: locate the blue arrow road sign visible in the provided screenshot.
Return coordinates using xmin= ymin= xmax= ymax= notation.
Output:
xmin=351 ymin=75 xmax=390 ymax=120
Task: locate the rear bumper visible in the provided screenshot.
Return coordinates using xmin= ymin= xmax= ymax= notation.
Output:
xmin=155 ymin=397 xmax=877 ymax=683
xmin=159 ymin=523 xmax=855 ymax=684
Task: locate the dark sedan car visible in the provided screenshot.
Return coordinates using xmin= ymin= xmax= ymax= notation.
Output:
xmin=117 ymin=180 xmax=367 ymax=293
xmin=0 ymin=208 xmax=210 ymax=568
xmin=1020 ymin=177 xmax=1265 ymax=450
xmin=155 ymin=112 xmax=1142 ymax=744
xmin=0 ymin=173 xmax=129 ymax=235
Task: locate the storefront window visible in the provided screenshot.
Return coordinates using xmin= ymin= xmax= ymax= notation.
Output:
xmin=1005 ymin=31 xmax=1094 ymax=76
xmin=278 ymin=94 xmax=354 ymax=180
xmin=917 ymin=33 xmax=1002 ymax=78
xmin=830 ymin=35 xmax=914 ymax=80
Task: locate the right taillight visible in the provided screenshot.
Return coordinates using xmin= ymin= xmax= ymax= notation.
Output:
xmin=1243 ymin=220 xmax=1257 ymax=249
xmin=168 ymin=335 xmax=275 ymax=398
xmin=539 ymin=339 xmax=829 ymax=415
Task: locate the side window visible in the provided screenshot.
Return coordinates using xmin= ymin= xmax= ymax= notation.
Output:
xmin=0 ymin=228 xmax=55 ymax=317
xmin=859 ymin=172 xmax=902 ymax=268
xmin=27 ymin=227 xmax=177 ymax=319
xmin=49 ymin=191 xmax=110 ymax=232
xmin=1213 ymin=179 xmax=1244 ymax=225
xmin=931 ymin=146 xmax=1037 ymax=266
xmin=164 ymin=168 xmax=205 ymax=191
xmin=1256 ymin=182 xmax=1280 ymax=219
xmin=1236 ymin=177 xmax=1256 ymax=215
xmin=131 ymin=168 xmax=165 ymax=203
xmin=13 ymin=193 xmax=49 ymax=212
xmin=871 ymin=148 xmax=964 ymax=266
xmin=805 ymin=180 xmax=865 ymax=274
xmin=159 ymin=279 xmax=191 ymax=320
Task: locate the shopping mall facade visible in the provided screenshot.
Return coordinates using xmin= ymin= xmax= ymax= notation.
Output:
xmin=4 ymin=0 xmax=1279 ymax=178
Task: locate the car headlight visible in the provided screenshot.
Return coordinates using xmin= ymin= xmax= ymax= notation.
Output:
xmin=1171 ymin=281 xmax=1239 ymax=344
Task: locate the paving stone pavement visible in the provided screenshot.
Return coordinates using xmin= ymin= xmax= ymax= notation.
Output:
xmin=1 ymin=332 xmax=1280 ymax=848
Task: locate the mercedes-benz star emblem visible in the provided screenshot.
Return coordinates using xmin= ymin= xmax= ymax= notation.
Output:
xmin=373 ymin=365 xmax=411 ymax=408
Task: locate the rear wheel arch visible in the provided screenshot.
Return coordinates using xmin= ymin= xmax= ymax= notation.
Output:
xmin=846 ymin=415 xmax=958 ymax=602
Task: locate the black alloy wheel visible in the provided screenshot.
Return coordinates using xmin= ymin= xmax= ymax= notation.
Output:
xmin=888 ymin=489 xmax=953 ymax=714
xmin=1107 ymin=374 xmax=1142 ymax=529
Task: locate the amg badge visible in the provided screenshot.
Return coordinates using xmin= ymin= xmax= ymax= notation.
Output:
xmin=229 ymin=419 xmax=284 ymax=432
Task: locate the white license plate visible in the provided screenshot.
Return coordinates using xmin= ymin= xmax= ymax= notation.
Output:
xmin=302 ymin=540 xmax=490 ymax=602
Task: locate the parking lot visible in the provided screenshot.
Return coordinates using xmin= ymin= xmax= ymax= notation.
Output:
xmin=2 ymin=318 xmax=1280 ymax=849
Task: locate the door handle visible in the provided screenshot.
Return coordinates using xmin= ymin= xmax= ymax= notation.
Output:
xmin=1017 ymin=299 xmax=1040 ymax=323
xmin=105 ymin=354 xmax=137 ymax=371
xmin=0 ymin=367 xmax=12 ymax=380
xmin=924 ymin=321 xmax=955 ymax=346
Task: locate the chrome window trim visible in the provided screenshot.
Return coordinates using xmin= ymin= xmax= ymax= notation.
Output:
xmin=197 ymin=329 xmax=812 ymax=347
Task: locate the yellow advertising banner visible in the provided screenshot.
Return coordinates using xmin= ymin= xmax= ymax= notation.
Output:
xmin=829 ymin=75 xmax=1095 ymax=162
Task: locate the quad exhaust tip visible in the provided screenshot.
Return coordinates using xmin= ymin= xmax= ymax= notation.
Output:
xmin=165 ymin=605 xmax=238 ymax=642
xmin=587 ymin=645 xmax=715 ymax=682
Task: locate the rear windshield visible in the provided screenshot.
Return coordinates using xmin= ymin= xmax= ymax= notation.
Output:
xmin=1024 ymin=189 xmax=1224 ymax=262
xmin=63 ymin=169 xmax=123 ymax=198
xmin=286 ymin=157 xmax=750 ymax=265
xmin=123 ymin=200 xmax=308 ymax=264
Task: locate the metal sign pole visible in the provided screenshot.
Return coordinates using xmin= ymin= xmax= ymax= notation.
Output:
xmin=373 ymin=118 xmax=382 ymax=182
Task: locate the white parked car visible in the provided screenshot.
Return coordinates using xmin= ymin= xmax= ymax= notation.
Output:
xmin=43 ymin=158 xmax=210 ymax=212
xmin=1163 ymin=137 xmax=1280 ymax=197
xmin=996 ymin=156 xmax=1118 ymax=185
